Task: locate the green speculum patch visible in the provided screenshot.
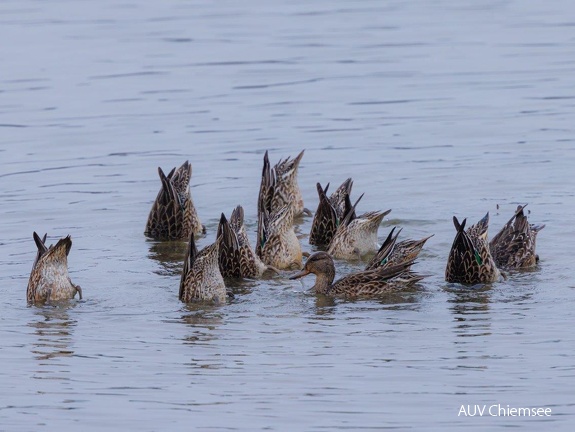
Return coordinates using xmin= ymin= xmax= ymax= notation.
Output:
xmin=474 ymin=250 xmax=483 ymax=265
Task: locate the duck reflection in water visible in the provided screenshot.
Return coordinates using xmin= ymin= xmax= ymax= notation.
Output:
xmin=29 ymin=306 xmax=77 ymax=362
xmin=448 ymin=286 xmax=493 ymax=340
xmin=179 ymin=306 xmax=226 ymax=370
xmin=147 ymin=239 xmax=187 ymax=277
xmin=181 ymin=306 xmax=223 ymax=329
xmin=446 ymin=285 xmax=496 ymax=372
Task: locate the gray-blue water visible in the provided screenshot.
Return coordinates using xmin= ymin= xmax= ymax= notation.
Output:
xmin=1 ymin=1 xmax=574 ymax=430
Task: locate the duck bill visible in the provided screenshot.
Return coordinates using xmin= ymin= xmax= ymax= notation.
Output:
xmin=289 ymin=269 xmax=310 ymax=280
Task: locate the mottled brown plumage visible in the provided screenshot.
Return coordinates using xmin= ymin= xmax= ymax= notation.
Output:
xmin=256 ymin=151 xmax=304 ymax=270
xmin=290 ymin=251 xmax=423 ymax=297
xmin=309 ymin=178 xmax=357 ymax=247
xmin=145 ymin=161 xmax=204 ymax=240
xmin=257 ymin=151 xmax=275 ymax=221
xmin=490 ymin=205 xmax=545 ymax=269
xmin=365 ymin=227 xmax=433 ymax=271
xmin=257 ymin=204 xmax=302 ymax=270
xmin=218 ymin=206 xmax=277 ymax=278
xmin=327 ymin=201 xmax=390 ymax=259
xmin=27 ymin=232 xmax=82 ymax=304
xmin=257 ymin=150 xmax=309 ymax=220
xmin=445 ymin=213 xmax=502 ymax=285
xmin=179 ymin=233 xmax=227 ymax=304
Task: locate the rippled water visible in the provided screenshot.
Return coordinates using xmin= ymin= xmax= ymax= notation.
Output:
xmin=1 ymin=0 xmax=574 ymax=430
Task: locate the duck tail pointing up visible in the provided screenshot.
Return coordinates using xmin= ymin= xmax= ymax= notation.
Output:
xmin=452 ymin=216 xmax=467 ymax=232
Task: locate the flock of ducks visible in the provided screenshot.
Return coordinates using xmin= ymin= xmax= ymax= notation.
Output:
xmin=26 ymin=150 xmax=545 ymax=305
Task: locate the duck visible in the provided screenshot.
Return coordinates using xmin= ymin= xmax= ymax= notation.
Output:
xmin=27 ymin=232 xmax=82 ymax=304
xmin=326 ymin=194 xmax=391 ymax=259
xmin=217 ymin=205 xmax=279 ymax=278
xmin=309 ymin=178 xmax=357 ymax=247
xmin=489 ymin=204 xmax=545 ymax=269
xmin=179 ymin=232 xmax=227 ymax=304
xmin=445 ymin=213 xmax=502 ymax=284
xmin=289 ymin=251 xmax=422 ymax=297
xmin=258 ymin=150 xmax=311 ymax=219
xmin=145 ymin=160 xmax=205 ymax=240
xmin=256 ymin=204 xmax=303 ymax=270
xmin=365 ymin=227 xmax=433 ymax=271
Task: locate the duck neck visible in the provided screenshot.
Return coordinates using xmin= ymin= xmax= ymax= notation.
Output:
xmin=312 ymin=264 xmax=336 ymax=295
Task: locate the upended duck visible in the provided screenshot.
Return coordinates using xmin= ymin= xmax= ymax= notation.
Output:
xmin=490 ymin=204 xmax=545 ymax=269
xmin=179 ymin=233 xmax=227 ymax=304
xmin=309 ymin=178 xmax=356 ymax=247
xmin=365 ymin=227 xmax=433 ymax=271
xmin=257 ymin=203 xmax=303 ymax=271
xmin=217 ymin=205 xmax=279 ymax=278
xmin=326 ymin=194 xmax=391 ymax=260
xmin=145 ymin=160 xmax=205 ymax=240
xmin=445 ymin=213 xmax=502 ymax=285
xmin=290 ymin=251 xmax=423 ymax=297
xmin=27 ymin=232 xmax=82 ymax=304
xmin=258 ymin=150 xmax=311 ymax=219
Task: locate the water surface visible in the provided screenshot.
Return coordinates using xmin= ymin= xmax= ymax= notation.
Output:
xmin=1 ymin=0 xmax=574 ymax=430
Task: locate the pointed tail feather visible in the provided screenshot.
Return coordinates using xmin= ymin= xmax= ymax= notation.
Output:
xmin=365 ymin=227 xmax=401 ymax=270
xmin=230 ymin=205 xmax=244 ymax=232
xmin=180 ymin=232 xmax=198 ymax=300
xmin=218 ymin=212 xmax=239 ymax=251
xmin=341 ymin=192 xmax=364 ymax=227
xmin=453 ymin=216 xmax=467 ymax=232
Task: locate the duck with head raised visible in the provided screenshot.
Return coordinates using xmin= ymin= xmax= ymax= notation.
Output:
xmin=290 ymin=251 xmax=422 ymax=297
xmin=145 ymin=160 xmax=205 ymax=240
xmin=27 ymin=232 xmax=82 ymax=304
